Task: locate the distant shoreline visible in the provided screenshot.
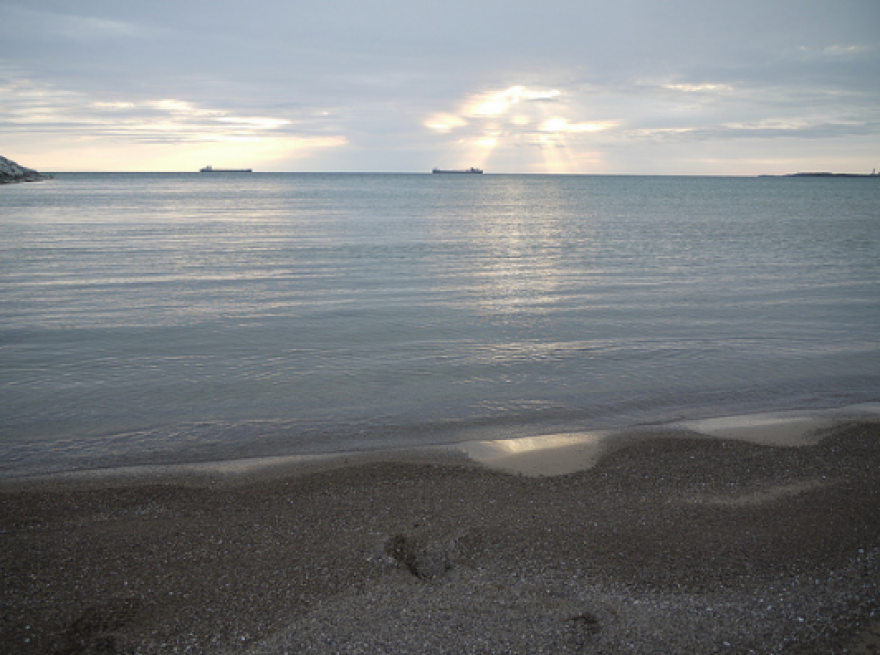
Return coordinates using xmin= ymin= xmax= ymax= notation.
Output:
xmin=759 ymin=171 xmax=879 ymax=178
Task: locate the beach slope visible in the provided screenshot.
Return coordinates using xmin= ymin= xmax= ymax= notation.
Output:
xmin=2 ymin=422 xmax=879 ymax=653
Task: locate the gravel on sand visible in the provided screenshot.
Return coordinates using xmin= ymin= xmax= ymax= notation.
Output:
xmin=2 ymin=422 xmax=879 ymax=654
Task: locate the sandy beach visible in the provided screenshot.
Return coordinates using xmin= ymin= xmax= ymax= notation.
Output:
xmin=3 ymin=419 xmax=879 ymax=654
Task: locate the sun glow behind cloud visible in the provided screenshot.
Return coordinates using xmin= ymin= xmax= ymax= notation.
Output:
xmin=426 ymin=85 xmax=613 ymax=172
xmin=462 ymin=86 xmax=561 ymax=117
xmin=424 ymin=113 xmax=468 ymax=132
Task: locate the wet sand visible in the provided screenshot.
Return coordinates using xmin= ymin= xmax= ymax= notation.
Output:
xmin=2 ymin=420 xmax=880 ymax=654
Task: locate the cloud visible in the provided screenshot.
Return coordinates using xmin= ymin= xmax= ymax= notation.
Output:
xmin=662 ymin=83 xmax=735 ymax=94
xmin=2 ymin=0 xmax=879 ymax=173
xmin=420 ymin=84 xmax=622 ymax=172
xmin=795 ymin=44 xmax=876 ymax=60
xmin=540 ymin=118 xmax=615 ymax=133
xmin=823 ymin=44 xmax=871 ymax=57
xmin=461 ymin=86 xmax=561 ymax=117
xmin=625 ymin=118 xmax=880 ymax=143
xmin=424 ymin=113 xmax=468 ymax=133
xmin=0 ymin=5 xmax=155 ymax=40
xmin=53 ymin=14 xmax=143 ymax=39
xmin=2 ymin=72 xmax=311 ymax=141
xmin=427 ymin=84 xmax=590 ymax=134
xmin=0 ymin=70 xmax=346 ymax=169
xmin=424 ymin=84 xmax=617 ymax=161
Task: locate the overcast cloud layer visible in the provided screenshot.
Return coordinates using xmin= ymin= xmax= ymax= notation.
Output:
xmin=2 ymin=0 xmax=878 ymax=173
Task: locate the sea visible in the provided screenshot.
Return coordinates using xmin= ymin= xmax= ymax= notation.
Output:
xmin=2 ymin=173 xmax=879 ymax=478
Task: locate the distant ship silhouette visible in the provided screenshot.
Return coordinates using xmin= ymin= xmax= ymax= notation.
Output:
xmin=200 ymin=165 xmax=252 ymax=173
xmin=432 ymin=167 xmax=483 ymax=174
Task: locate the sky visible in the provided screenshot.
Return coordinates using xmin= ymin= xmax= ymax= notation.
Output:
xmin=1 ymin=0 xmax=879 ymax=174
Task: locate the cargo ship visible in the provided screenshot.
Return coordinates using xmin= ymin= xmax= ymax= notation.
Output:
xmin=432 ymin=167 xmax=483 ymax=174
xmin=199 ymin=165 xmax=253 ymax=173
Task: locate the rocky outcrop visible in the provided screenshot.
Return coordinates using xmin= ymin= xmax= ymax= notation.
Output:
xmin=0 ymin=155 xmax=52 ymax=184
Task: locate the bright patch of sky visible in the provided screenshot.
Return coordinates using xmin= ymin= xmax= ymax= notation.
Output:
xmin=1 ymin=0 xmax=878 ymax=173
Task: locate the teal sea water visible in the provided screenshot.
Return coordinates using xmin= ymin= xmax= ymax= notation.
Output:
xmin=2 ymin=173 xmax=879 ymax=477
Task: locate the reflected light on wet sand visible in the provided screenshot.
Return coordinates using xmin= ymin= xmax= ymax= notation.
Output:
xmin=455 ymin=432 xmax=612 ymax=477
xmin=458 ymin=405 xmax=880 ymax=477
xmin=678 ymin=415 xmax=834 ymax=447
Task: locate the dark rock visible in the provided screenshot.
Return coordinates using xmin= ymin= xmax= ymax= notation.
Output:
xmin=0 ymin=155 xmax=52 ymax=184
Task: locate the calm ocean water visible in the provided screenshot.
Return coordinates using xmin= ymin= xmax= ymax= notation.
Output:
xmin=2 ymin=173 xmax=879 ymax=477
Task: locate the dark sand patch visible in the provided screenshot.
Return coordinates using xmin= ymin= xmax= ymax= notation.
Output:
xmin=2 ymin=422 xmax=879 ymax=653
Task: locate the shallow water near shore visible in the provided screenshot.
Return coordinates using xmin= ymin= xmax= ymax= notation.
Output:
xmin=2 ymin=173 xmax=879 ymax=478
xmin=3 ymin=406 xmax=876 ymax=488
